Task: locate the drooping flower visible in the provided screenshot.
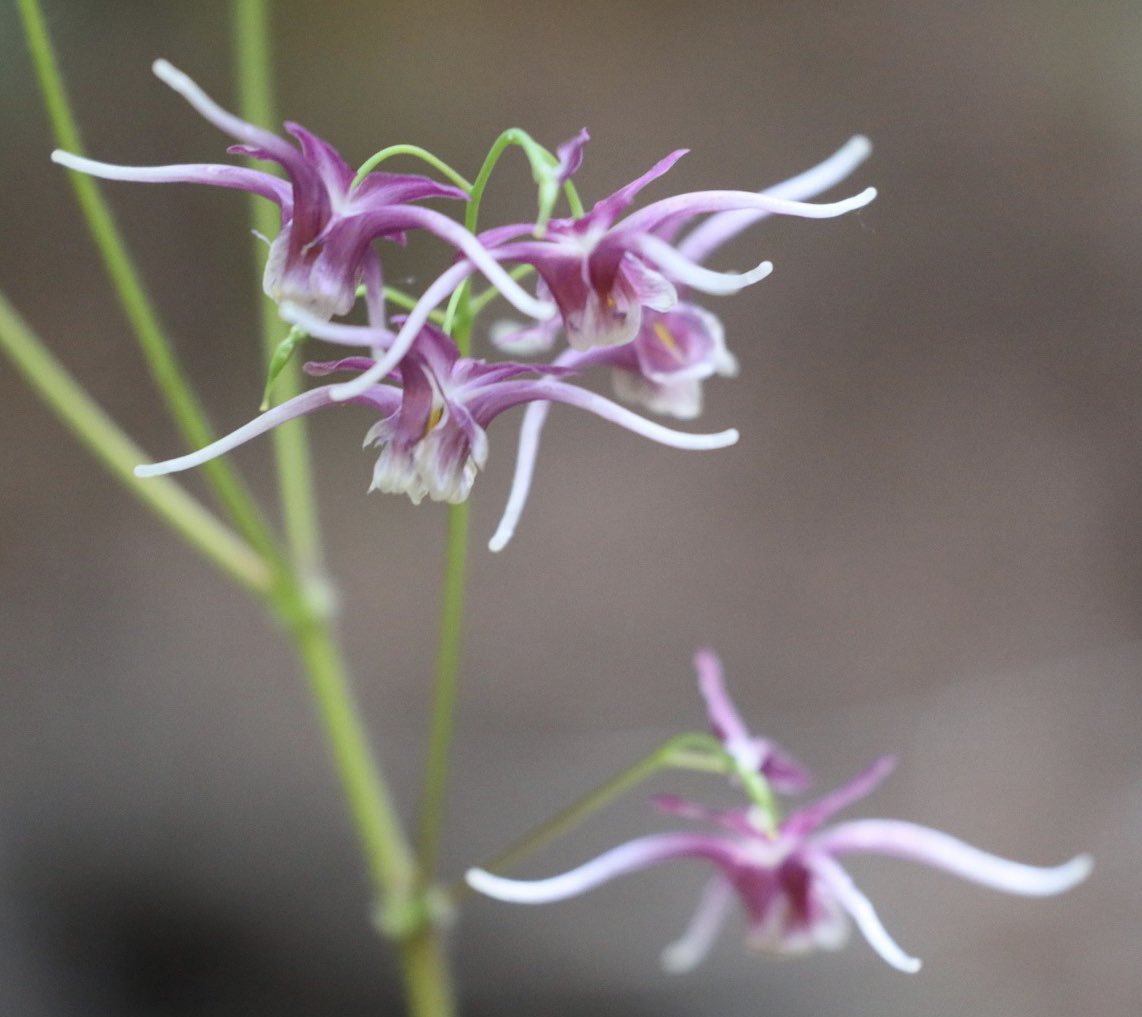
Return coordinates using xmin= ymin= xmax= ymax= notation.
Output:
xmin=50 ymin=60 xmax=548 ymax=327
xmin=480 ymin=134 xmax=876 ymax=353
xmin=466 ymin=655 xmax=1092 ymax=974
xmin=133 ymin=316 xmax=739 ymax=511
xmin=485 ymin=137 xmax=874 ymax=551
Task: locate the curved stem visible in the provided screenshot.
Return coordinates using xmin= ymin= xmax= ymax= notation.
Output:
xmin=17 ymin=0 xmax=278 ymax=564
xmin=417 ymin=500 xmax=470 ymax=880
xmin=354 ymin=145 xmax=473 ymax=193
xmin=450 ymin=732 xmax=729 ymax=902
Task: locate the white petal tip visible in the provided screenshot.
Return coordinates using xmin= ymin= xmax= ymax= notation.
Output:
xmin=659 ymin=944 xmax=699 ymax=975
xmin=152 ymin=58 xmax=176 ymax=79
xmin=857 ymin=186 xmax=878 ymax=206
xmin=134 ymin=464 xmax=160 ymax=478
xmin=1053 ymin=853 xmax=1094 ymax=891
xmin=487 ymin=532 xmax=510 ymax=553
xmin=465 ymin=868 xmax=513 ymax=900
xmin=896 ymin=957 xmax=922 ymax=974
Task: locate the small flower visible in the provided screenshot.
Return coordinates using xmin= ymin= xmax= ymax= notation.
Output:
xmin=466 ymin=656 xmax=1092 ymax=974
xmin=133 ymin=316 xmax=739 ymax=513
xmin=485 ymin=137 xmax=875 ymax=551
xmin=482 ymin=135 xmax=876 ymax=352
xmin=50 ymin=60 xmax=547 ymax=326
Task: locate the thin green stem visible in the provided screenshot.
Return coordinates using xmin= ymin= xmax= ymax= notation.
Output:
xmin=290 ymin=609 xmax=417 ymax=895
xmin=232 ymin=0 xmax=323 ymax=575
xmin=468 ymin=265 xmax=536 ymax=319
xmin=17 ymin=0 xmax=277 ymax=562
xmin=0 ymin=293 xmax=271 ymax=596
xmin=417 ymin=501 xmax=470 ymax=880
xmin=354 ymin=145 xmax=473 ymax=193
xmin=232 ymin=10 xmax=453 ymax=1015
xmin=451 ymin=732 xmax=729 ymax=902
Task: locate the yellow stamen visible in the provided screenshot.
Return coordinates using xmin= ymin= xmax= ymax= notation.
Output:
xmin=653 ymin=320 xmax=680 ymax=354
xmin=425 ymin=403 xmax=444 ymax=436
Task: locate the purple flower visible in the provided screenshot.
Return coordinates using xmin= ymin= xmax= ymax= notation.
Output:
xmin=50 ymin=60 xmax=547 ymax=326
xmin=481 ymin=134 xmax=876 ymax=352
xmin=485 ymin=137 xmax=874 ymax=551
xmin=466 ymin=656 xmax=1092 ymax=974
xmin=133 ymin=316 xmax=739 ymax=509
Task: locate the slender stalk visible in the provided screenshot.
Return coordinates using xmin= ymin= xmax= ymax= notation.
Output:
xmin=231 ymin=9 xmax=453 ymax=1015
xmin=452 ymin=732 xmax=727 ymax=902
xmin=417 ymin=501 xmax=470 ymax=879
xmin=17 ymin=0 xmax=277 ymax=560
xmin=231 ymin=0 xmax=323 ymax=575
xmin=290 ymin=610 xmax=416 ymax=895
xmin=0 ymin=293 xmax=271 ymax=596
xmin=354 ymin=145 xmax=473 ymax=193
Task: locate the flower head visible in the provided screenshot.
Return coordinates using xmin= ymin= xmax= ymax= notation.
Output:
xmin=50 ymin=60 xmax=546 ymax=327
xmin=466 ymin=655 xmax=1092 ymax=974
xmin=483 ymin=135 xmax=876 ymax=352
xmin=485 ymin=137 xmax=875 ymax=551
xmin=133 ymin=315 xmax=739 ymax=515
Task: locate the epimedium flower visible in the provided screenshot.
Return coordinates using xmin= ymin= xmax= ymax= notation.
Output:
xmin=50 ymin=60 xmax=548 ymax=327
xmin=133 ymin=315 xmax=740 ymax=511
xmin=479 ymin=132 xmax=877 ymax=353
xmin=484 ymin=136 xmax=875 ymax=552
xmin=466 ymin=653 xmax=1092 ymax=974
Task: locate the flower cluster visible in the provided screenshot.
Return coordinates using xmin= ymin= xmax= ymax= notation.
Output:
xmin=53 ymin=61 xmax=876 ymax=546
xmin=466 ymin=650 xmax=1092 ymax=973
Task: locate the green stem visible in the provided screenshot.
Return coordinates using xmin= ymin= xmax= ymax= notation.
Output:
xmin=354 ymin=145 xmax=473 ymax=193
xmin=290 ymin=607 xmax=417 ymax=895
xmin=452 ymin=732 xmax=728 ymax=901
xmin=417 ymin=501 xmax=470 ymax=880
xmin=17 ymin=0 xmax=277 ymax=562
xmin=231 ymin=0 xmax=323 ymax=575
xmin=231 ymin=9 xmax=453 ymax=1016
xmin=0 ymin=293 xmax=271 ymax=596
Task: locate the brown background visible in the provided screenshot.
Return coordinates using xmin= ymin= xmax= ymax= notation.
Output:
xmin=1 ymin=1 xmax=1139 ymax=1014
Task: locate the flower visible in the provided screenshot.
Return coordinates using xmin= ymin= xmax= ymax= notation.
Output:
xmin=466 ymin=654 xmax=1092 ymax=974
xmin=481 ymin=134 xmax=877 ymax=352
xmin=484 ymin=136 xmax=875 ymax=551
xmin=50 ymin=60 xmax=547 ymax=326
xmin=133 ymin=316 xmax=740 ymax=510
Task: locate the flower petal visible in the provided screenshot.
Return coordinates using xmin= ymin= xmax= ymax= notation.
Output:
xmin=678 ymin=136 xmax=873 ymax=263
xmin=50 ymin=150 xmax=290 ymax=206
xmin=814 ymin=819 xmax=1094 ymax=897
xmin=134 ymin=385 xmax=396 ymax=477
xmin=783 ymin=756 xmax=897 ymax=836
xmin=808 ymin=853 xmax=922 ymax=972
xmin=466 ymin=832 xmax=739 ymax=904
xmin=488 ymin=399 xmax=551 ymax=552
xmin=631 ymin=235 xmax=774 ymax=295
xmin=660 ymin=876 xmax=736 ymax=974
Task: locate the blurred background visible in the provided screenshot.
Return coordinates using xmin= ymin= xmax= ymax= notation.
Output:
xmin=1 ymin=0 xmax=1140 ymax=1014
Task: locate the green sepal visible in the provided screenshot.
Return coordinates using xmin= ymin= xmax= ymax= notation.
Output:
xmin=260 ymin=324 xmax=307 ymax=411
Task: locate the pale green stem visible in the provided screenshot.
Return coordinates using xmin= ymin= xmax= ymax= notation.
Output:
xmin=231 ymin=0 xmax=323 ymax=575
xmin=231 ymin=9 xmax=453 ymax=1016
xmin=17 ymin=0 xmax=278 ymax=562
xmin=354 ymin=145 xmax=473 ymax=193
xmin=450 ymin=732 xmax=730 ymax=901
xmin=417 ymin=500 xmax=469 ymax=880
xmin=0 ymin=293 xmax=271 ymax=596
